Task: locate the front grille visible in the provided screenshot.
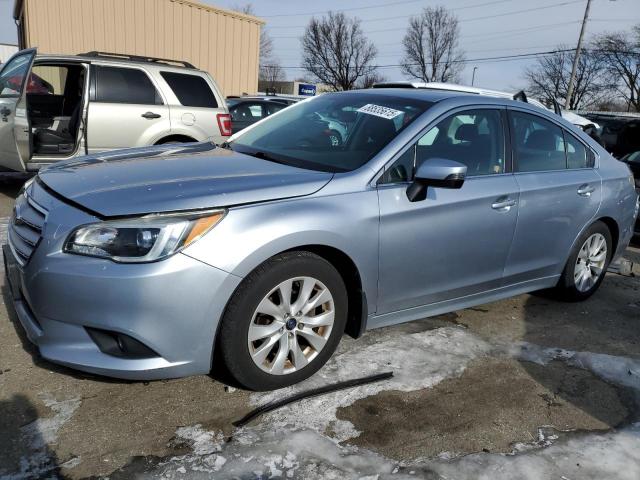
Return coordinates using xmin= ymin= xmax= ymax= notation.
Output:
xmin=8 ymin=189 xmax=48 ymax=266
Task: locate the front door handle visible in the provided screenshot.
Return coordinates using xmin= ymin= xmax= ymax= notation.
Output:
xmin=492 ymin=197 xmax=517 ymax=211
xmin=577 ymin=184 xmax=596 ymax=197
xmin=141 ymin=111 xmax=161 ymax=119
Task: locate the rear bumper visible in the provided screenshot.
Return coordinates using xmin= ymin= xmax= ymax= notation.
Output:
xmin=4 ymin=244 xmax=242 ymax=380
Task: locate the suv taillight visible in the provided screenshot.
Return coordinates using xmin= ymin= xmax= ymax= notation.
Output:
xmin=217 ymin=113 xmax=232 ymax=137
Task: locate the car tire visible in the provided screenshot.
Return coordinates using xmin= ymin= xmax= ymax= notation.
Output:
xmin=552 ymin=221 xmax=612 ymax=302
xmin=217 ymin=251 xmax=348 ymax=391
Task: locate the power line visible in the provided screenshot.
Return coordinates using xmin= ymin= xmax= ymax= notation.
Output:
xmin=264 ymin=47 xmax=640 ymax=71
xmin=266 ymin=0 xmax=514 ymax=28
xmin=273 ymin=20 xmax=581 ymax=52
xmin=259 ymin=0 xmax=512 ymax=19
xmin=268 ymin=0 xmax=585 ymax=36
xmin=265 ymin=48 xmax=577 ymax=70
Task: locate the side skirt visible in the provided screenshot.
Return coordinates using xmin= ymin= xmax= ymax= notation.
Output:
xmin=367 ymin=275 xmax=560 ymax=330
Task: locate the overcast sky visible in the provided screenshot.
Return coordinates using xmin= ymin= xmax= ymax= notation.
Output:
xmin=1 ymin=0 xmax=639 ymax=91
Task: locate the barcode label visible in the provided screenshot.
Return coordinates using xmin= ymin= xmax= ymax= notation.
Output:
xmin=357 ymin=104 xmax=403 ymax=120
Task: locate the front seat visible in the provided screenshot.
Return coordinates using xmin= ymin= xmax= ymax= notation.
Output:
xmin=33 ymin=103 xmax=81 ymax=155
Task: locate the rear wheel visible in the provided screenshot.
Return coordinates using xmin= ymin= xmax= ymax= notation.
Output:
xmin=552 ymin=221 xmax=612 ymax=301
xmin=217 ymin=251 xmax=347 ymax=391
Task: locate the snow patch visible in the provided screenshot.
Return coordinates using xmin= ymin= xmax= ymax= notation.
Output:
xmin=512 ymin=342 xmax=640 ymax=391
xmin=146 ymin=428 xmax=414 ymax=480
xmin=251 ymin=326 xmax=491 ymax=441
xmin=174 ymin=425 xmax=224 ymax=456
xmin=429 ymin=423 xmax=640 ymax=480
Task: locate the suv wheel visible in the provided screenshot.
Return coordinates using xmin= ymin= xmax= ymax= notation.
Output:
xmin=217 ymin=251 xmax=347 ymax=391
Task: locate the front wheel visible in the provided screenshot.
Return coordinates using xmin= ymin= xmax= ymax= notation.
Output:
xmin=552 ymin=221 xmax=612 ymax=301
xmin=217 ymin=251 xmax=348 ymax=391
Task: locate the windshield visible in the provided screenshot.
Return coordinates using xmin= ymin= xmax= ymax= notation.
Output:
xmin=228 ymin=92 xmax=431 ymax=172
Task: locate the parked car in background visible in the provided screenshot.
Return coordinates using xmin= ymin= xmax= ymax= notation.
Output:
xmin=5 ymin=89 xmax=637 ymax=390
xmin=621 ymin=150 xmax=640 ymax=237
xmin=577 ymin=111 xmax=640 ymax=159
xmin=226 ymin=96 xmax=298 ymax=133
xmin=0 ymin=49 xmax=230 ymax=172
xmin=372 ymin=82 xmax=599 ymax=130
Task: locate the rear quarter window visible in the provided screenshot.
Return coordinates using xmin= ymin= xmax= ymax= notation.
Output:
xmin=160 ymin=72 xmax=218 ymax=108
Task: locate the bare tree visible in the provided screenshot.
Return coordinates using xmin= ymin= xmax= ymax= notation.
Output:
xmin=357 ymin=72 xmax=387 ymax=89
xmin=592 ymin=26 xmax=640 ymax=112
xmin=400 ymin=6 xmax=465 ymax=83
xmin=233 ymin=3 xmax=276 ymax=69
xmin=301 ymin=12 xmax=377 ymax=91
xmin=524 ymin=47 xmax=611 ymax=110
xmin=259 ymin=63 xmax=285 ymax=90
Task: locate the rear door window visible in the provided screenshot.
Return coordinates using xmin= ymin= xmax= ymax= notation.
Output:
xmin=95 ymin=66 xmax=162 ymax=105
xmin=510 ymin=111 xmax=566 ymax=172
xmin=160 ymin=72 xmax=218 ymax=108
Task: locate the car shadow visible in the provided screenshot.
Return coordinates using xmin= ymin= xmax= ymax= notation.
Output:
xmin=0 ymin=393 xmax=63 ymax=478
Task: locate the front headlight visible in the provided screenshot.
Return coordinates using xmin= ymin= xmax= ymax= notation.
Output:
xmin=64 ymin=210 xmax=225 ymax=263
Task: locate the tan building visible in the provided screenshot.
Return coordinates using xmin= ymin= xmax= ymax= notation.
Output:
xmin=13 ymin=0 xmax=264 ymax=96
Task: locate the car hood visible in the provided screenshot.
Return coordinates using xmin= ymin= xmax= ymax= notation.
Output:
xmin=38 ymin=143 xmax=333 ymax=217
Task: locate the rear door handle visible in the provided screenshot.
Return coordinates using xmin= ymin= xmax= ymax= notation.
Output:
xmin=141 ymin=111 xmax=161 ymax=119
xmin=577 ymin=184 xmax=596 ymax=197
xmin=491 ymin=197 xmax=517 ymax=211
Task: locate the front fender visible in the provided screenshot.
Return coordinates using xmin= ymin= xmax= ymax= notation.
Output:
xmin=182 ymin=191 xmax=380 ymax=314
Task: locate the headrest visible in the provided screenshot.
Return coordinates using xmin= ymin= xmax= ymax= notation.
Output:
xmin=455 ymin=123 xmax=478 ymax=141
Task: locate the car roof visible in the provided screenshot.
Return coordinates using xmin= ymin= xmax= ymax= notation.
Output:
xmin=350 ymin=87 xmax=491 ymax=103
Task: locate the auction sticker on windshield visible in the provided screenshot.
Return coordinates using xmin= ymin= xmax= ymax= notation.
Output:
xmin=357 ymin=104 xmax=404 ymax=120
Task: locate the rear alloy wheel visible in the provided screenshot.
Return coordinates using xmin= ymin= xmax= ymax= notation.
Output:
xmin=552 ymin=221 xmax=612 ymax=301
xmin=218 ymin=251 xmax=347 ymax=390
xmin=573 ymin=233 xmax=607 ymax=293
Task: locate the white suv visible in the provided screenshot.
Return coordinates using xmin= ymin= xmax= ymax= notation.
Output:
xmin=0 ymin=49 xmax=231 ymax=172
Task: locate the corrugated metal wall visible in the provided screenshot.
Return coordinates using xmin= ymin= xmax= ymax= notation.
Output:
xmin=19 ymin=0 xmax=263 ymax=96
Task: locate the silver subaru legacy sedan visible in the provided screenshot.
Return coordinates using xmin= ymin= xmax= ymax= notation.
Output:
xmin=4 ymin=89 xmax=638 ymax=390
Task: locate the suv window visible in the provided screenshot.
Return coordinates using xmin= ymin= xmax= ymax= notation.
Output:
xmin=95 ymin=66 xmax=162 ymax=105
xmin=160 ymin=71 xmax=218 ymax=108
xmin=510 ymin=111 xmax=567 ymax=172
xmin=0 ymin=52 xmax=33 ymax=97
xmin=381 ymin=109 xmax=505 ymax=183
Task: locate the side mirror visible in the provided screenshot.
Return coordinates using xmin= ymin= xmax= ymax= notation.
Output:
xmin=406 ymin=158 xmax=467 ymax=202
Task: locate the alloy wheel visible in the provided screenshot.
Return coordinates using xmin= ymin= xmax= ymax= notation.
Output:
xmin=574 ymin=233 xmax=607 ymax=292
xmin=247 ymin=276 xmax=335 ymax=375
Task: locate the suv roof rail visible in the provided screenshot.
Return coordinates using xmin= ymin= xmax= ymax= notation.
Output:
xmin=80 ymin=51 xmax=196 ymax=69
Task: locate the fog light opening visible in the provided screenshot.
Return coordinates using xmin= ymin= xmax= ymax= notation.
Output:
xmin=86 ymin=327 xmax=160 ymax=359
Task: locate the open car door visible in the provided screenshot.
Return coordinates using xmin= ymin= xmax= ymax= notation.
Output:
xmin=0 ymin=48 xmax=36 ymax=171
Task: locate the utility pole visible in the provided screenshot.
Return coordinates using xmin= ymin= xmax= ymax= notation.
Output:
xmin=565 ymin=0 xmax=592 ymax=109
xmin=471 ymin=66 xmax=478 ymax=86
